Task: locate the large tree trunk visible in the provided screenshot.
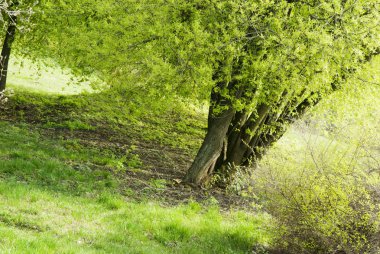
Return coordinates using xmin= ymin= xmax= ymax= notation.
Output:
xmin=184 ymin=89 xmax=313 ymax=186
xmin=183 ymin=106 xmax=235 ymax=185
xmin=0 ymin=14 xmax=17 ymax=92
xmin=183 ymin=79 xmax=236 ymax=185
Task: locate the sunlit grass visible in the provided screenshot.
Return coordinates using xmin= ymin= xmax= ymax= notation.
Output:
xmin=0 ymin=121 xmax=273 ymax=253
xmin=7 ymin=57 xmax=97 ymax=95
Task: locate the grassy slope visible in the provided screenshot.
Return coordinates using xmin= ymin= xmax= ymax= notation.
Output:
xmin=0 ymin=60 xmax=272 ymax=253
xmin=0 ymin=122 xmax=272 ymax=254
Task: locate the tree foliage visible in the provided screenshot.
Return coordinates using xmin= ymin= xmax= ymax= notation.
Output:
xmin=8 ymin=0 xmax=380 ymax=184
xmin=169 ymin=0 xmax=380 ymax=185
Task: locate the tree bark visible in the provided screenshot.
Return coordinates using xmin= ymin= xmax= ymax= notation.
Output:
xmin=184 ymin=89 xmax=317 ymax=186
xmin=0 ymin=14 xmax=17 ymax=92
xmin=183 ymin=106 xmax=235 ymax=185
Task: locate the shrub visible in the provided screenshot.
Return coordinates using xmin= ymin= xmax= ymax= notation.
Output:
xmin=253 ymin=121 xmax=380 ymax=254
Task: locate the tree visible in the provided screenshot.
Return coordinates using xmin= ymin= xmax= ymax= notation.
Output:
xmin=23 ymin=0 xmax=176 ymax=91
xmin=172 ymin=0 xmax=380 ymax=185
xmin=0 ymin=0 xmax=37 ymax=91
xmin=0 ymin=1 xmax=18 ymax=91
xmin=14 ymin=0 xmax=378 ymax=186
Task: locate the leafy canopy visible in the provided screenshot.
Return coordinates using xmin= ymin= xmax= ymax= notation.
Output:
xmin=12 ymin=0 xmax=380 ymax=110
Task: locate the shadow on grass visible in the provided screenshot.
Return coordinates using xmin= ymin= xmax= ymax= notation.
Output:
xmin=0 ymin=121 xmax=117 ymax=196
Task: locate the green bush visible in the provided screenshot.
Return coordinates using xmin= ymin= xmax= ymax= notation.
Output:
xmin=251 ymin=61 xmax=380 ymax=253
xmin=253 ymin=120 xmax=380 ymax=254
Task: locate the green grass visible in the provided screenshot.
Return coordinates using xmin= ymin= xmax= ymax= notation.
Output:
xmin=0 ymin=121 xmax=272 ymax=253
xmin=4 ymin=88 xmax=206 ymax=152
xmin=4 ymin=55 xmax=207 ymax=152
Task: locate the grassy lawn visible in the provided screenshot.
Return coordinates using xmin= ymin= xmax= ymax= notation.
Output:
xmin=0 ymin=122 xmax=272 ymax=254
